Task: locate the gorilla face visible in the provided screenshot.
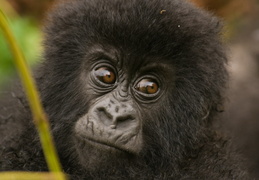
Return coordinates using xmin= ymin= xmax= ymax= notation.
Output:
xmin=39 ymin=0 xmax=228 ymax=177
xmin=72 ymin=46 xmax=175 ymax=169
xmin=75 ymin=59 xmax=143 ymax=155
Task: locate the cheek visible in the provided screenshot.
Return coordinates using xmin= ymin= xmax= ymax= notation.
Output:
xmin=140 ymin=100 xmax=174 ymax=137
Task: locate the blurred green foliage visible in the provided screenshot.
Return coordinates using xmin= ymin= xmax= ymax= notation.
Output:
xmin=0 ymin=10 xmax=65 ymax=178
xmin=0 ymin=16 xmax=42 ymax=88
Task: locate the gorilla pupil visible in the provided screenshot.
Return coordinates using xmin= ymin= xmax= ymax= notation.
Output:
xmin=95 ymin=67 xmax=116 ymax=84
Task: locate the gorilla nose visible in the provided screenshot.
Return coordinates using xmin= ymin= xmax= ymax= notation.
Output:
xmin=96 ymin=106 xmax=136 ymax=129
xmin=111 ymin=114 xmax=136 ymax=128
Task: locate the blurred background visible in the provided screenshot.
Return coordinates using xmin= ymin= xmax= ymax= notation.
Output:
xmin=0 ymin=0 xmax=259 ymax=178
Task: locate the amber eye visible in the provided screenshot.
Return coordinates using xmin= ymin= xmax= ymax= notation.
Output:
xmin=94 ymin=67 xmax=116 ymax=84
xmin=135 ymin=79 xmax=159 ymax=94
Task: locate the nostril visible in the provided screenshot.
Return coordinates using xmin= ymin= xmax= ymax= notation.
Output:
xmin=97 ymin=107 xmax=113 ymax=119
xmin=116 ymin=115 xmax=135 ymax=123
xmin=115 ymin=106 xmax=119 ymax=113
xmin=97 ymin=107 xmax=105 ymax=112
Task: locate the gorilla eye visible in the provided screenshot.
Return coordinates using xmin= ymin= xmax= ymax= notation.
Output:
xmin=135 ymin=79 xmax=159 ymax=94
xmin=94 ymin=67 xmax=116 ymax=84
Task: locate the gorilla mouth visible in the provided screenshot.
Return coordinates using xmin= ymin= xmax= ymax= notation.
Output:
xmin=80 ymin=136 xmax=133 ymax=154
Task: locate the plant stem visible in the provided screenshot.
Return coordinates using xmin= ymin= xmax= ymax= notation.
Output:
xmin=0 ymin=9 xmax=65 ymax=180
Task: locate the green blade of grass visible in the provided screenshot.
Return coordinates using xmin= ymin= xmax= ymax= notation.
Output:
xmin=0 ymin=9 xmax=65 ymax=180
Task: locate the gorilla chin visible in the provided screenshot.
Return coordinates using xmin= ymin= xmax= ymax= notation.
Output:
xmin=74 ymin=133 xmax=137 ymax=172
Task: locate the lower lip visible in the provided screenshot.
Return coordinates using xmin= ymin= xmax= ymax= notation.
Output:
xmin=81 ymin=136 xmax=130 ymax=153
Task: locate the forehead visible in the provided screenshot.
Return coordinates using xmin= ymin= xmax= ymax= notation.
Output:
xmin=46 ymin=0 xmax=220 ymax=70
xmin=73 ymin=1 xmax=217 ymax=58
xmin=84 ymin=44 xmax=174 ymax=72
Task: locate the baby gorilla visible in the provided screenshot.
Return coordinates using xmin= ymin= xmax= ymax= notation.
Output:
xmin=0 ymin=0 xmax=249 ymax=179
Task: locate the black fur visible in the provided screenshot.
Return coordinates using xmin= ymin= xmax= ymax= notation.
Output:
xmin=0 ymin=0 xmax=249 ymax=179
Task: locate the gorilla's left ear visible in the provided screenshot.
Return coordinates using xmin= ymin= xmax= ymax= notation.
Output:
xmin=202 ymin=102 xmax=225 ymax=120
xmin=216 ymin=103 xmax=225 ymax=113
xmin=202 ymin=109 xmax=210 ymax=120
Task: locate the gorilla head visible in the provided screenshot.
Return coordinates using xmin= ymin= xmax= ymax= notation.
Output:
xmin=0 ymin=0 xmax=248 ymax=179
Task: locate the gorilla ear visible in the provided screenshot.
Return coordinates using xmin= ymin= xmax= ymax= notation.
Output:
xmin=201 ymin=102 xmax=225 ymax=121
xmin=202 ymin=110 xmax=210 ymax=120
xmin=216 ymin=104 xmax=225 ymax=113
